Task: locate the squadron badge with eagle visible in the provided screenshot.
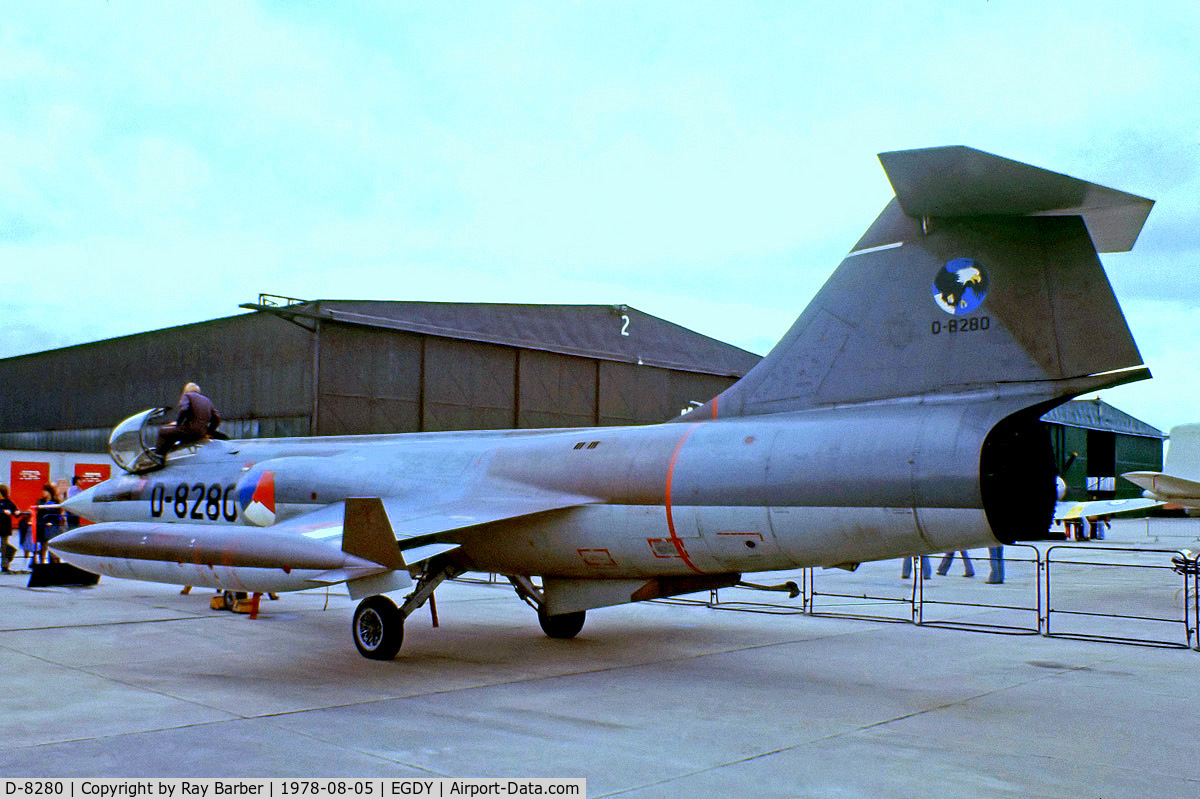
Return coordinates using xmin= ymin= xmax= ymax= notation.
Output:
xmin=932 ymin=258 xmax=989 ymax=314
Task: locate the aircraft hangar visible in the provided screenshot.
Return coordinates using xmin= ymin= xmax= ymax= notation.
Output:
xmin=0 ymin=297 xmax=1162 ymax=505
xmin=0 ymin=295 xmax=759 ymax=456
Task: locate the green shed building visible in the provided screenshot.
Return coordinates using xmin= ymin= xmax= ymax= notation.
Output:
xmin=1042 ymin=399 xmax=1165 ymax=502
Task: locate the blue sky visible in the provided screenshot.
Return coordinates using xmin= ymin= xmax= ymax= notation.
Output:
xmin=2 ymin=1 xmax=1198 ymax=432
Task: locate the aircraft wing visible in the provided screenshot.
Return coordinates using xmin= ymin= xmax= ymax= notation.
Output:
xmin=381 ymin=484 xmax=599 ymax=541
xmin=328 ymin=486 xmax=600 ymax=598
xmin=1054 ymin=497 xmax=1162 ymax=521
xmin=287 ymin=478 xmax=597 ymax=542
xmin=1122 ymin=471 xmax=1200 ymax=506
xmin=296 ymin=482 xmax=600 ymax=563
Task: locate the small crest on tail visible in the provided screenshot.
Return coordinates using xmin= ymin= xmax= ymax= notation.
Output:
xmin=932 ymin=258 xmax=989 ymax=315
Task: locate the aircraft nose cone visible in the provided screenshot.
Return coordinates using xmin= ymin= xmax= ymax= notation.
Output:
xmin=59 ymin=485 xmax=96 ymax=518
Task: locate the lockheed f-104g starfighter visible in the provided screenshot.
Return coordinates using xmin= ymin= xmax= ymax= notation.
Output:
xmin=55 ymin=146 xmax=1155 ymax=659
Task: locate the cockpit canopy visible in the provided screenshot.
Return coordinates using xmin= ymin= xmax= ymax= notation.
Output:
xmin=109 ymin=408 xmax=172 ymax=474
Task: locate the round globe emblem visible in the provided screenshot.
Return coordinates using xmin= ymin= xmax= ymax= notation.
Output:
xmin=932 ymin=258 xmax=989 ymax=315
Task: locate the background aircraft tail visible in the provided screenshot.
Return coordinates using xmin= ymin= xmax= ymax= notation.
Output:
xmin=1124 ymin=424 xmax=1200 ymax=507
xmin=688 ymin=146 xmax=1152 ymax=419
xmin=1163 ymin=424 xmax=1200 ymax=479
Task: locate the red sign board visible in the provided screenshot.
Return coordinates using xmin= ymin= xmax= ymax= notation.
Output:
xmin=73 ymin=463 xmax=111 ymax=488
xmin=70 ymin=462 xmax=113 ymax=525
xmin=10 ymin=461 xmax=49 ymax=514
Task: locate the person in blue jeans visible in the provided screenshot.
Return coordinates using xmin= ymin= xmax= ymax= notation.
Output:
xmin=937 ymin=550 xmax=974 ymax=577
xmin=986 ymin=546 xmax=1004 ymax=583
xmin=901 ymin=555 xmax=931 ymax=579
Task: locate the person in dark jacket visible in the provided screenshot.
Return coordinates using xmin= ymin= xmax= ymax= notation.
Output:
xmin=35 ymin=484 xmax=61 ymax=565
xmin=0 ymin=484 xmax=17 ymax=573
xmin=155 ymin=382 xmax=221 ymax=459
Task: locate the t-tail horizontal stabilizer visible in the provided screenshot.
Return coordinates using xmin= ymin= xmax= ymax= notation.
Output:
xmin=688 ymin=146 xmax=1152 ymax=419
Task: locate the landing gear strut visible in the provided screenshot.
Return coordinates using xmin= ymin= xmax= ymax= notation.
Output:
xmin=509 ymin=575 xmax=586 ymax=640
xmin=352 ymin=557 xmax=464 ymax=660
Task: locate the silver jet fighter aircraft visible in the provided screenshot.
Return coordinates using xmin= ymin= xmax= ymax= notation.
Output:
xmin=55 ymin=146 xmax=1154 ymax=659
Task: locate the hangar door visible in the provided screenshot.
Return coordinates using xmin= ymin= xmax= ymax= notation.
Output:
xmin=317 ymin=324 xmax=422 ymax=435
xmin=423 ymin=338 xmax=516 ymax=431
xmin=1086 ymin=429 xmax=1116 ymax=498
xmin=517 ymin=350 xmax=597 ymax=428
xmin=599 ymin=362 xmax=737 ymax=426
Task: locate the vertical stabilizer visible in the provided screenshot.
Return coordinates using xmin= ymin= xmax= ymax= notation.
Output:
xmin=688 ymin=147 xmax=1152 ymax=419
xmin=1123 ymin=424 xmax=1200 ymax=506
xmin=1164 ymin=424 xmax=1200 ymax=480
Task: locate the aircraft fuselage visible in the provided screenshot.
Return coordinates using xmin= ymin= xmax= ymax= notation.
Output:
xmin=65 ymin=400 xmax=1015 ymax=591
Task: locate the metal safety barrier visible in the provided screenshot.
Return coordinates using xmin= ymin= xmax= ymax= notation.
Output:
xmin=914 ymin=544 xmax=1042 ymax=635
xmin=453 ymin=572 xmax=504 ymax=585
xmin=455 ymin=547 xmax=1200 ymax=652
xmin=800 ymin=559 xmax=921 ymax=624
xmin=694 ymin=544 xmax=1199 ymax=651
xmin=1044 ymin=545 xmax=1196 ymax=649
xmin=1179 ymin=551 xmax=1200 ymax=652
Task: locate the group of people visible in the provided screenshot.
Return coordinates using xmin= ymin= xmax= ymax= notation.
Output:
xmin=901 ymin=546 xmax=1006 ymax=583
xmin=1063 ymin=515 xmax=1110 ymax=541
xmin=0 ymin=478 xmax=82 ymax=573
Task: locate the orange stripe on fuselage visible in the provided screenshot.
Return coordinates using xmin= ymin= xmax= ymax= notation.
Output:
xmin=664 ymin=423 xmax=704 ymax=574
xmin=712 ymin=396 xmax=719 ymax=419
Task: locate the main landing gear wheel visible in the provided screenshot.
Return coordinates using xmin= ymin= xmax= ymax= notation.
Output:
xmin=537 ymin=605 xmax=586 ymax=639
xmin=353 ymin=595 xmax=404 ymax=660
